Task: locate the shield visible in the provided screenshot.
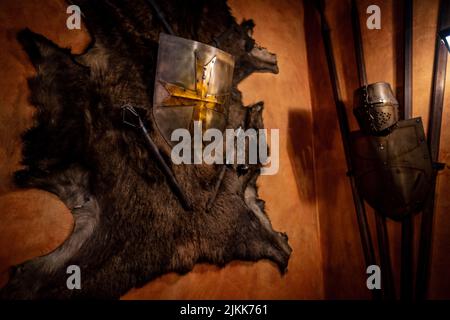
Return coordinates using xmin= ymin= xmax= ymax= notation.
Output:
xmin=350 ymin=117 xmax=433 ymax=220
xmin=153 ymin=33 xmax=235 ymax=146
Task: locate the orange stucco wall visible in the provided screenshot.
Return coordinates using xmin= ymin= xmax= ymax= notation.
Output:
xmin=0 ymin=0 xmax=448 ymax=299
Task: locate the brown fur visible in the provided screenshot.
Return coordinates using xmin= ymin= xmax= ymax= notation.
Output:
xmin=0 ymin=0 xmax=291 ymax=299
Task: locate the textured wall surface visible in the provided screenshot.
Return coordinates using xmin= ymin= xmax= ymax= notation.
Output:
xmin=0 ymin=0 xmax=86 ymax=289
xmin=0 ymin=0 xmax=324 ymax=299
xmin=0 ymin=0 xmax=448 ymax=299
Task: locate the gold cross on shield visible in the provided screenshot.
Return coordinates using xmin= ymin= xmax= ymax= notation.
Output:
xmin=159 ymin=52 xmax=227 ymax=129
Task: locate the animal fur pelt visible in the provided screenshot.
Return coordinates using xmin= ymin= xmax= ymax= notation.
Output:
xmin=0 ymin=0 xmax=292 ymax=299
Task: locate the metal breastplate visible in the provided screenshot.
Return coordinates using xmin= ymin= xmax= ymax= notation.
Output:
xmin=153 ymin=33 xmax=235 ymax=146
xmin=349 ymin=117 xmax=433 ymax=220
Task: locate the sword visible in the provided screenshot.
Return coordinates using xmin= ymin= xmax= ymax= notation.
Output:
xmin=122 ymin=105 xmax=192 ymax=211
xmin=400 ymin=0 xmax=414 ymax=301
xmin=316 ymin=0 xmax=379 ymax=300
xmin=145 ymin=0 xmax=175 ymax=35
xmin=416 ymin=0 xmax=450 ymax=300
xmin=351 ymin=0 xmax=397 ymax=300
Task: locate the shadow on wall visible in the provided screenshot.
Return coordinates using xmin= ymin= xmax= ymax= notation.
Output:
xmin=301 ymin=0 xmax=370 ymax=299
xmin=393 ymin=0 xmax=405 ymax=115
xmin=287 ymin=109 xmax=316 ymax=205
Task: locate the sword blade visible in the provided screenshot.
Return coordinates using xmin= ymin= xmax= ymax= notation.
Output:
xmin=416 ymin=0 xmax=450 ymax=300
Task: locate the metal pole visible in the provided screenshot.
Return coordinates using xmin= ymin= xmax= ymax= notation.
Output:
xmin=400 ymin=0 xmax=414 ymax=301
xmin=404 ymin=0 xmax=413 ymax=120
xmin=375 ymin=213 xmax=396 ymax=299
xmin=401 ymin=215 xmax=414 ymax=300
xmin=351 ymin=0 xmax=367 ymax=87
xmin=316 ymin=2 xmax=378 ymax=299
xmin=416 ymin=0 xmax=450 ymax=300
xmin=351 ymin=0 xmax=395 ymax=300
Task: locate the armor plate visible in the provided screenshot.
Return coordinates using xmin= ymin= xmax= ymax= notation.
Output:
xmin=153 ymin=33 xmax=235 ymax=146
xmin=350 ymin=117 xmax=433 ymax=220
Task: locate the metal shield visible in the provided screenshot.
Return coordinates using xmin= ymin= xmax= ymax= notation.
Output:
xmin=153 ymin=33 xmax=235 ymax=146
xmin=350 ymin=117 xmax=433 ymax=220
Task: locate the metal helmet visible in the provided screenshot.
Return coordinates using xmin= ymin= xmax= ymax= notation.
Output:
xmin=153 ymin=33 xmax=235 ymax=146
xmin=353 ymin=82 xmax=399 ymax=135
